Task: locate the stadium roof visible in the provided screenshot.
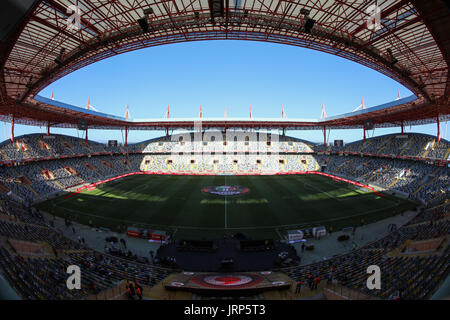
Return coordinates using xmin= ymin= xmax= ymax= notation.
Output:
xmin=0 ymin=0 xmax=449 ymax=131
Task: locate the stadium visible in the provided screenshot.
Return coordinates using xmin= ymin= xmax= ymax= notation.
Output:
xmin=0 ymin=0 xmax=449 ymax=303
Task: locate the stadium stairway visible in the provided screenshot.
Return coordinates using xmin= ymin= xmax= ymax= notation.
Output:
xmin=412 ymin=167 xmax=441 ymax=196
xmin=0 ymin=239 xmax=52 ymax=261
xmin=398 ymin=136 xmax=414 ymax=156
xmin=373 ymin=166 xmax=390 ymax=182
xmin=301 ymin=159 xmax=307 ymax=171
xmin=387 ymin=176 xmax=401 ymax=189
xmin=11 ymin=167 xmax=40 ymax=198
xmin=85 ymin=280 xmax=128 ymax=300
xmin=264 ymin=277 xmax=327 ymax=300
xmin=443 ymin=148 xmax=450 ymax=160
xmin=38 ymin=241 xmax=64 ymax=259
xmin=103 ymin=162 xmax=119 ymax=175
xmin=359 ymin=140 xmax=371 ymax=153
xmin=143 ymin=274 xmax=192 ymax=300
xmin=334 ymin=160 xmax=347 ymax=172
xmin=411 ymin=182 xmax=425 ymax=197
xmin=387 ymin=236 xmax=448 ymax=258
xmin=39 ymin=140 xmax=54 ymax=158
xmin=62 ymin=138 xmax=75 ymax=155
xmin=366 ymin=171 xmax=379 ymax=182
xmin=323 ymin=284 xmax=379 ymax=300
xmin=429 ymin=193 xmax=448 ymax=206
xmin=377 ymin=136 xmax=393 ymax=155
xmin=360 ymin=170 xmax=374 ymax=181
xmin=0 ymin=149 xmax=8 ymax=160
xmin=21 ymin=143 xmax=31 ymax=159
xmin=37 ymin=165 xmax=65 ymax=190
xmin=421 ymin=140 xmax=435 ymax=158
xmin=2 ymin=233 xmax=56 ymax=260
xmin=0 ymin=239 xmax=15 ymax=254
xmin=52 ymin=179 xmax=65 ymax=190
xmin=362 ymin=166 xmax=386 ymax=182
xmin=80 ymin=140 xmax=93 ymax=153
xmin=87 ymin=143 xmax=94 ymax=153
xmin=352 ymin=164 xmax=362 ymax=176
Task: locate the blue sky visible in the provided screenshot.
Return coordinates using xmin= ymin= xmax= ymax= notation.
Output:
xmin=4 ymin=40 xmax=445 ymax=144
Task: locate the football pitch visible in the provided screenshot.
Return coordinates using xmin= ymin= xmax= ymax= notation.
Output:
xmin=37 ymin=174 xmax=416 ymax=240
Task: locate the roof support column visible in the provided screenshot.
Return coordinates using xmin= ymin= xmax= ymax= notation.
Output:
xmin=125 ymin=126 xmax=128 ymax=147
xmin=47 ymin=121 xmax=51 ymax=135
xmin=323 ymin=126 xmax=327 ymax=146
xmin=282 ymin=127 xmax=285 ymax=138
xmin=10 ymin=115 xmax=15 ymax=142
xmin=401 ymin=121 xmax=404 ymax=134
xmin=85 ymin=126 xmax=88 ymax=142
xmin=437 ymin=115 xmax=440 ymax=142
xmin=363 ymin=124 xmax=366 ymax=141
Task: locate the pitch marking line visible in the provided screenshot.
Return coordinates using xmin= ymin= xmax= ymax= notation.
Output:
xmin=61 ymin=178 xmax=155 ymax=203
xmin=299 ymin=178 xmax=373 ymax=202
xmin=275 ymin=228 xmax=284 ymax=241
xmin=53 ymin=202 xmax=398 ymax=231
xmin=224 ymin=175 xmax=227 ymax=229
xmin=301 ymin=180 xmax=351 ymax=202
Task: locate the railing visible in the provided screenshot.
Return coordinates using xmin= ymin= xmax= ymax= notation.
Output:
xmin=85 ymin=280 xmax=127 ymax=300
xmin=324 ymin=283 xmax=380 ymax=300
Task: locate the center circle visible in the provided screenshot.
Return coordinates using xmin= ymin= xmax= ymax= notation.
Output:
xmin=202 ymin=185 xmax=249 ymax=196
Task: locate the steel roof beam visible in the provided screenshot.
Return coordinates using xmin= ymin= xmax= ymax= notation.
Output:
xmin=43 ymin=0 xmax=101 ymax=36
xmin=351 ymin=0 xmax=410 ymax=37
xmin=31 ymin=16 xmax=88 ymax=46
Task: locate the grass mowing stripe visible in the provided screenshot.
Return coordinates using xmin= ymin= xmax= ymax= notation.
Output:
xmin=125 ymin=175 xmax=195 ymax=224
xmin=36 ymin=174 xmax=416 ymax=239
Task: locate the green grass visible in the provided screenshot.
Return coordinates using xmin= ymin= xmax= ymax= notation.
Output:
xmin=36 ymin=174 xmax=416 ymax=240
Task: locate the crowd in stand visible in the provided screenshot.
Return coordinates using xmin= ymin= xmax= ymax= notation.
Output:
xmin=1 ymin=190 xmax=446 ymax=300
xmin=135 ymin=132 xmax=315 ymax=154
xmin=0 ymin=132 xmax=448 ymax=300
xmin=140 ymin=154 xmax=318 ymax=173
xmin=0 ymin=134 xmax=117 ymax=161
xmin=0 ymin=132 xmax=315 ymax=162
xmin=366 ymin=220 xmax=449 ymax=251
xmin=316 ymin=133 xmax=450 ymax=160
xmin=0 ymin=195 xmax=172 ymax=300
xmin=284 ymin=207 xmax=449 ymax=300
xmin=317 ymin=154 xmax=449 ymax=204
xmin=2 ymin=132 xmax=448 ymax=162
xmin=0 ymin=154 xmax=142 ymax=203
xmin=406 ymin=204 xmax=449 ymax=226
xmin=0 ymin=133 xmax=447 ymax=205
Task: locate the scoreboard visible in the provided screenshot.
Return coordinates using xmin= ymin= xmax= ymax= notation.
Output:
xmin=108 ymin=140 xmax=118 ymax=147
